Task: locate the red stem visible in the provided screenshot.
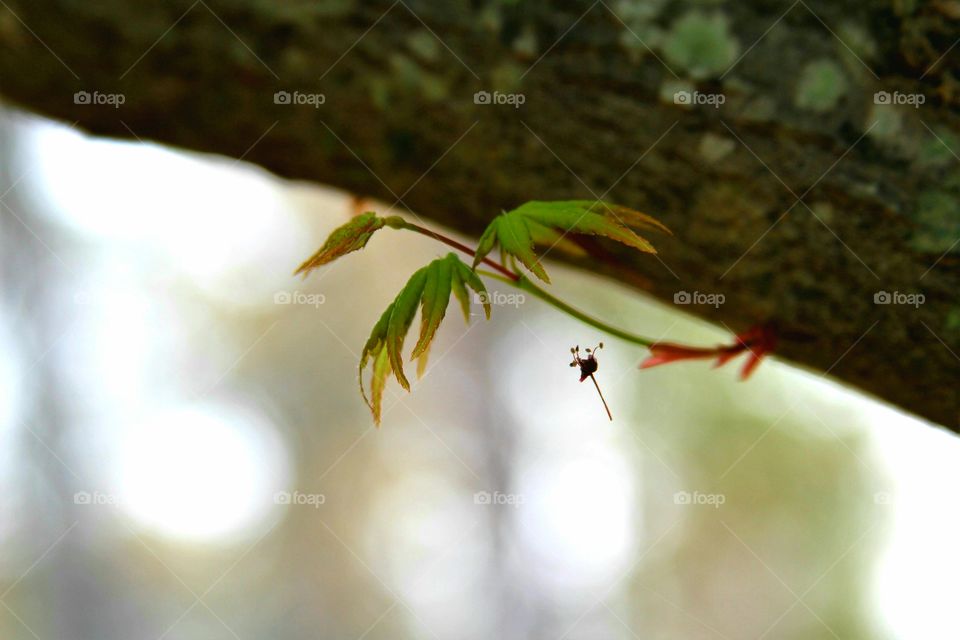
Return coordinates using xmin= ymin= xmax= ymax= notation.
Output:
xmin=401 ymin=222 xmax=519 ymax=281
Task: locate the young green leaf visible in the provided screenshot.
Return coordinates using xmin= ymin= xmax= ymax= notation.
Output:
xmin=368 ymin=348 xmax=391 ymax=422
xmin=386 ymin=268 xmax=427 ymax=391
xmin=525 ymin=219 xmax=589 ymax=258
xmin=295 ymin=212 xmax=391 ymax=276
xmin=412 ymin=260 xmax=453 ymax=359
xmin=472 ymin=200 xmax=669 ymax=282
xmin=495 ymin=213 xmax=550 ymax=282
xmin=359 ymin=253 xmax=490 ymax=425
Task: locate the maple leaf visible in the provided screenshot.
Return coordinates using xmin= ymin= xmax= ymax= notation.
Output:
xmin=295 ymin=212 xmax=402 ymax=276
xmin=473 ymin=200 xmax=669 ymax=283
xmin=360 ymin=253 xmax=490 ymax=424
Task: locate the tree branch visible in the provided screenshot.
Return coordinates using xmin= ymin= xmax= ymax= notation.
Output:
xmin=1 ymin=0 xmax=957 ymax=429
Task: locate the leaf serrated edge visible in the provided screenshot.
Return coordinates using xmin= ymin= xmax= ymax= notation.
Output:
xmin=561 ymin=211 xmax=659 ymax=254
xmin=472 ymin=219 xmax=499 ymax=270
xmin=497 ymin=214 xmax=551 ymax=283
xmin=455 ymin=259 xmax=491 ymax=319
xmin=368 ymin=348 xmax=391 ymax=425
xmin=386 ymin=268 xmax=428 ymax=391
xmin=412 ymin=257 xmax=453 ymax=359
xmin=359 ymin=301 xmax=395 ymax=412
xmin=450 ymin=266 xmax=471 ymax=322
xmin=295 ymin=212 xmax=386 ymax=276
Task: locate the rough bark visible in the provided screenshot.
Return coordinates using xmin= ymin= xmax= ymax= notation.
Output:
xmin=1 ymin=0 xmax=958 ymax=430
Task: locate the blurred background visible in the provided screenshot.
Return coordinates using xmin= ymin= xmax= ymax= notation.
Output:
xmin=1 ymin=106 xmax=959 ymax=640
